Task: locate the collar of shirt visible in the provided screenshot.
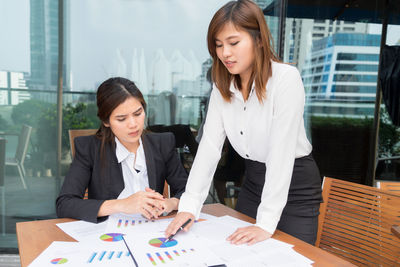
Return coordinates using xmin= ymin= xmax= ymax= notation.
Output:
xmin=229 ymin=80 xmax=256 ymax=102
xmin=115 ymin=137 xmax=146 ymax=173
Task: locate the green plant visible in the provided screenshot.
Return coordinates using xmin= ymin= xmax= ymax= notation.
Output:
xmin=378 ymin=107 xmax=400 ymax=157
xmin=310 ymin=114 xmax=400 ymax=158
xmin=0 ymin=114 xmax=8 ymax=131
xmin=11 ymin=99 xmax=51 ymax=127
xmin=310 ymin=115 xmax=373 ymax=184
xmin=310 ymin=116 xmax=372 ymax=128
xmin=35 ymin=102 xmax=100 ymax=170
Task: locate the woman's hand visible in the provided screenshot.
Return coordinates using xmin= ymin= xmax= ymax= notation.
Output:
xmin=98 ymin=187 xmax=164 ymax=219
xmin=116 ymin=188 xmax=164 ymax=219
xmin=157 ymin=197 xmax=179 ymax=216
xmin=165 ymin=212 xmax=195 ymax=237
xmin=227 ymin=225 xmax=272 ymax=245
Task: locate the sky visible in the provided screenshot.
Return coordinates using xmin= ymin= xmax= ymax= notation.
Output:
xmin=0 ymin=0 xmax=399 ymax=91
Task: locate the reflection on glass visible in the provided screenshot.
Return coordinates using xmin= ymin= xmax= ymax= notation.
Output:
xmin=281 ymin=16 xmax=385 ymax=185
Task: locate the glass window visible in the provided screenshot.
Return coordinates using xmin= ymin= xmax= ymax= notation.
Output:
xmin=333 ymin=74 xmax=377 ymax=82
xmin=0 ymin=0 xmax=281 ymax=252
xmin=285 ymin=12 xmax=388 ymax=185
xmin=335 ymin=64 xmax=379 ymax=71
xmin=337 ymin=53 xmax=379 ymax=61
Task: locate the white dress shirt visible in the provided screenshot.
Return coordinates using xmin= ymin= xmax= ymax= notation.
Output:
xmin=178 ymin=61 xmax=312 ymax=234
xmin=115 ymin=137 xmax=149 ymax=199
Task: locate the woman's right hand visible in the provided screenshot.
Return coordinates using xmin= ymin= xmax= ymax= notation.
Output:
xmin=118 ymin=189 xmax=164 ymax=219
xmin=165 ymin=212 xmax=195 ymax=237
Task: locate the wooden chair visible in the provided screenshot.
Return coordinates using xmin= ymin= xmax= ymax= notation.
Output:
xmin=68 ymin=129 xmax=169 ymax=199
xmin=377 ymin=181 xmax=400 ymax=195
xmin=316 ymin=177 xmax=400 ymax=266
xmin=69 ymin=129 xmax=98 ymax=158
xmin=69 ymin=129 xmax=97 ymax=200
xmin=377 ymin=181 xmax=400 ymax=243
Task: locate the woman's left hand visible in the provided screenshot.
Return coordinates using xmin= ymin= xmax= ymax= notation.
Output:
xmin=227 ymin=225 xmax=272 ymax=245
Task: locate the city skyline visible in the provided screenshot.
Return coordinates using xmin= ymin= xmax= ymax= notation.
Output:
xmin=1 ymin=0 xmax=400 ymax=92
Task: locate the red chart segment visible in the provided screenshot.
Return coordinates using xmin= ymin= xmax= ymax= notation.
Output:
xmin=50 ymin=258 xmax=68 ymax=264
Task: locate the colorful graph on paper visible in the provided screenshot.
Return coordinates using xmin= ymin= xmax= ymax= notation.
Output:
xmin=117 ymin=218 xmax=155 ymax=228
xmin=99 ymin=233 xmax=124 ymax=242
xmin=87 ymin=250 xmax=130 ymax=263
xmin=146 ymin=249 xmax=195 ymax=265
xmin=149 ymin=237 xmax=177 ymax=248
xmin=50 ymin=258 xmax=68 ymax=264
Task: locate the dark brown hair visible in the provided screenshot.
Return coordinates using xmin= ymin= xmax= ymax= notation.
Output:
xmin=207 ymin=0 xmax=279 ymax=102
xmin=96 ymin=77 xmax=146 ymax=162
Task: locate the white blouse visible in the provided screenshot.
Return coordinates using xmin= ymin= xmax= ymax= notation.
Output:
xmin=178 ymin=61 xmax=312 ymax=234
xmin=115 ymin=137 xmax=149 ymax=199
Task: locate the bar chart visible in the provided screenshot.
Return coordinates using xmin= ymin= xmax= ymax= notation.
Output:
xmin=87 ymin=250 xmax=130 ymax=264
xmin=145 ymin=249 xmax=196 ymax=266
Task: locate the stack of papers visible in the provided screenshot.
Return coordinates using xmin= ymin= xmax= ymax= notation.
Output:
xmin=29 ymin=213 xmax=314 ymax=266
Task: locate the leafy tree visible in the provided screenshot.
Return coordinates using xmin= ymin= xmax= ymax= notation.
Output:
xmin=11 ymin=99 xmax=51 ymax=127
xmin=35 ymin=103 xmax=100 ymax=170
xmin=379 ymin=107 xmax=400 ymax=157
xmin=0 ymin=114 xmax=8 ymax=131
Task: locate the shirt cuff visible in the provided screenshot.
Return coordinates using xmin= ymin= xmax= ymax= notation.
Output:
xmin=177 ymin=192 xmax=202 ymax=219
xmin=255 ymin=215 xmax=279 ymax=235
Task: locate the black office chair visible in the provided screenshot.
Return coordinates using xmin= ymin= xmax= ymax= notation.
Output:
xmin=146 ymin=124 xmax=198 ymax=169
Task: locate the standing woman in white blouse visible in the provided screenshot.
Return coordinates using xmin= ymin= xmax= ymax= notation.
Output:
xmin=166 ymin=0 xmax=322 ymax=245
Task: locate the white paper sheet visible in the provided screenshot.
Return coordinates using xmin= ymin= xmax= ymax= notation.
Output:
xmin=123 ymin=231 xmax=224 ymax=266
xmin=28 ymin=241 xmax=133 ymax=267
xmin=56 ymin=220 xmax=107 ymax=242
xmin=50 ymin=213 xmax=313 ymax=267
xmin=190 ymin=215 xmax=313 ymax=267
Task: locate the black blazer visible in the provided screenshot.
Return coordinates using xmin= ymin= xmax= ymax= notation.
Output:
xmin=56 ymin=132 xmax=188 ymax=223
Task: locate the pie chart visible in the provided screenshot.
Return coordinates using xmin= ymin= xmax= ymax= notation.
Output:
xmin=50 ymin=258 xmax=68 ymax=264
xmin=99 ymin=233 xmax=124 ymax=242
xmin=149 ymin=237 xmax=178 ymax=248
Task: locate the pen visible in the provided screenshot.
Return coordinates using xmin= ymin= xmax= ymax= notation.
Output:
xmin=165 ymin=218 xmax=192 ymax=242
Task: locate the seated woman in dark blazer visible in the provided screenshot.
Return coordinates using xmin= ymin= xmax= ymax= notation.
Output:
xmin=56 ymin=77 xmax=188 ymax=223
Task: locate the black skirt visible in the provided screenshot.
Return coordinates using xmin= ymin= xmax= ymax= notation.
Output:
xmin=235 ymin=153 xmax=323 ymax=244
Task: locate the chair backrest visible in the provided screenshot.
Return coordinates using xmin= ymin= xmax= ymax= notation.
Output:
xmin=68 ymin=129 xmax=98 ymax=158
xmin=15 ymin=124 xmax=32 ymax=165
xmin=377 ymin=181 xmax=400 ymax=195
xmin=68 ymin=129 xmax=97 ymax=200
xmin=316 ymin=177 xmax=400 ymax=266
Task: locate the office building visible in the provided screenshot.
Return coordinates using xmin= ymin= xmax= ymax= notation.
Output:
xmin=29 ymin=0 xmax=71 ymax=95
xmin=0 ymin=71 xmax=31 ymax=105
xmin=302 ymin=33 xmax=380 ymax=118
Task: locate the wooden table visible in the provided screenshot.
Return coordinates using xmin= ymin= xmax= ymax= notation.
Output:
xmin=17 ymin=203 xmax=355 ymax=267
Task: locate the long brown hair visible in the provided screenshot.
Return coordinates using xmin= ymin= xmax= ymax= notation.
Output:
xmin=207 ymin=0 xmax=279 ymax=102
xmin=96 ymin=77 xmax=146 ymax=163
